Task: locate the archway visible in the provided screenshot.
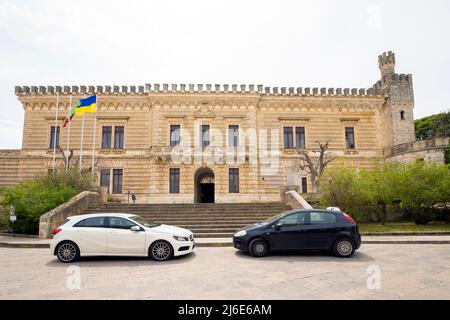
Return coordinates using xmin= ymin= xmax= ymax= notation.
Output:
xmin=194 ymin=167 xmax=215 ymax=203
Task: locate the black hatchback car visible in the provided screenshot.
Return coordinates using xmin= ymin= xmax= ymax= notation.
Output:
xmin=233 ymin=209 xmax=361 ymax=258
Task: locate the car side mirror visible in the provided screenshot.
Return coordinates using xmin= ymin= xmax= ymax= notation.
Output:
xmin=273 ymin=223 xmax=282 ymax=230
xmin=131 ymin=226 xmax=142 ymax=232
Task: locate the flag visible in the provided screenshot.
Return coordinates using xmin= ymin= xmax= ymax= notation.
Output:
xmin=62 ymin=95 xmax=97 ymax=127
xmin=62 ymin=103 xmax=77 ymax=127
xmin=74 ymin=95 xmax=97 ymax=116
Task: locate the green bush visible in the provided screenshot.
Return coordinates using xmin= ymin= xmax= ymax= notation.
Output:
xmin=319 ymin=162 xmax=450 ymax=225
xmin=396 ymin=162 xmax=450 ymax=224
xmin=1 ymin=167 xmax=94 ymax=235
xmin=319 ymin=167 xmax=365 ymax=210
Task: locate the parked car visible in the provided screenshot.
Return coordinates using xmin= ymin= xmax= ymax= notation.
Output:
xmin=50 ymin=213 xmax=195 ymax=263
xmin=233 ymin=209 xmax=361 ymax=258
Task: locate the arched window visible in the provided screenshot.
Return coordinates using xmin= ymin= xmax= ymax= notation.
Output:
xmin=400 ymin=111 xmax=405 ymax=120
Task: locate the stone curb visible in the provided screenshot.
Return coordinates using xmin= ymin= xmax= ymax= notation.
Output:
xmin=361 ymin=232 xmax=450 ymax=236
xmin=362 ymin=240 xmax=450 ymax=245
xmin=0 ymin=243 xmax=50 ymax=249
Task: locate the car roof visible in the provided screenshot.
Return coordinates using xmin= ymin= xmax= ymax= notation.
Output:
xmin=68 ymin=213 xmax=137 ymax=220
xmin=281 ymin=208 xmax=340 ymax=215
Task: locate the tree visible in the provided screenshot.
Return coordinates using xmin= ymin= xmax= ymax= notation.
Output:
xmin=56 ymin=145 xmax=73 ymax=169
xmin=296 ymin=141 xmax=336 ymax=192
xmin=319 ymin=167 xmax=364 ymax=210
xmin=415 ymin=111 xmax=450 ymax=140
xmin=397 ymin=161 xmax=450 ymax=224
xmin=359 ymin=163 xmax=403 ymax=225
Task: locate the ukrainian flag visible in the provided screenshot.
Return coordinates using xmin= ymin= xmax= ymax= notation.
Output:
xmin=74 ymin=95 xmax=97 ymax=116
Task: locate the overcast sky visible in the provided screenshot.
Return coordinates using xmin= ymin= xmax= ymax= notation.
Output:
xmin=0 ymin=0 xmax=449 ymax=148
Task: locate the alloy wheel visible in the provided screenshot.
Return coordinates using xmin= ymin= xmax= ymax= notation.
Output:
xmin=336 ymin=240 xmax=353 ymax=257
xmin=57 ymin=243 xmax=78 ymax=262
xmin=151 ymin=241 xmax=172 ymax=261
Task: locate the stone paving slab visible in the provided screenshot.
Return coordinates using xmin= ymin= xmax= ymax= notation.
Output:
xmin=1 ymin=245 xmax=450 ymax=299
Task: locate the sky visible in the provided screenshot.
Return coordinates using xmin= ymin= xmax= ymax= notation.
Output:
xmin=0 ymin=0 xmax=449 ymax=149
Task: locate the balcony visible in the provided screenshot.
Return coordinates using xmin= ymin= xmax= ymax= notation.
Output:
xmin=149 ymin=146 xmax=254 ymax=164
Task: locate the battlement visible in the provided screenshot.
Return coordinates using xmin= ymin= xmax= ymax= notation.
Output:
xmin=14 ymin=84 xmax=386 ymax=98
xmin=373 ymin=72 xmax=413 ymax=88
xmin=378 ymin=51 xmax=396 ymax=67
xmin=379 ymin=51 xmax=396 ymax=78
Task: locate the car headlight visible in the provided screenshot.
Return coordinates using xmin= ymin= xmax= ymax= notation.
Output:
xmin=234 ymin=230 xmax=247 ymax=237
xmin=173 ymin=235 xmax=189 ymax=241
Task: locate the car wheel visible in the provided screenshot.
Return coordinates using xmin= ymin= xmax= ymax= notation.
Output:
xmin=333 ymin=238 xmax=355 ymax=258
xmin=149 ymin=240 xmax=173 ymax=261
xmin=56 ymin=241 xmax=80 ymax=263
xmin=249 ymin=238 xmax=269 ymax=257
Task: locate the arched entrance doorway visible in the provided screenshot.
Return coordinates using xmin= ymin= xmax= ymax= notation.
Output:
xmin=194 ymin=167 xmax=215 ymax=203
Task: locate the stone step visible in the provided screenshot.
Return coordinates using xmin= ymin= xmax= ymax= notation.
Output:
xmin=194 ymin=232 xmax=234 ymax=238
xmin=156 ymin=222 xmax=258 ymax=227
xmin=89 ymin=208 xmax=290 ymax=212
xmin=181 ymin=227 xmax=242 ymax=232
xmin=98 ymin=202 xmax=286 ymax=207
xmin=80 ymin=202 xmax=290 ymax=239
xmin=84 ymin=213 xmax=278 ymax=219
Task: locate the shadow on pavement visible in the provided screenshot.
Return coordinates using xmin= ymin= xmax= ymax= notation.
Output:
xmin=234 ymin=249 xmax=375 ymax=262
xmin=45 ymin=251 xmax=197 ymax=268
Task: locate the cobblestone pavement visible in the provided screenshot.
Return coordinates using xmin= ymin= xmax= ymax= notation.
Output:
xmin=0 ymin=245 xmax=449 ymax=300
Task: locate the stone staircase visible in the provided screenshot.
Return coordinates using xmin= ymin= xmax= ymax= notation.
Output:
xmin=83 ymin=203 xmax=292 ymax=238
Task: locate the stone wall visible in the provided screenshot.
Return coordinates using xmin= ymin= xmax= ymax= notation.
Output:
xmin=39 ymin=191 xmax=100 ymax=239
xmin=284 ymin=190 xmax=313 ymax=210
xmin=385 ymin=137 xmax=449 ymax=164
xmin=0 ymin=150 xmax=21 ymax=188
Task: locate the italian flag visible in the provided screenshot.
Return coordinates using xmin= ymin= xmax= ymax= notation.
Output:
xmin=62 ymin=101 xmax=80 ymax=127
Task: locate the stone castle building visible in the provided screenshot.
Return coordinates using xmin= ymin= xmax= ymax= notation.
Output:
xmin=0 ymin=52 xmax=447 ymax=204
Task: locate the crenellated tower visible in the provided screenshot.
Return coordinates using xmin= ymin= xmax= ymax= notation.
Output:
xmin=374 ymin=51 xmax=416 ymax=147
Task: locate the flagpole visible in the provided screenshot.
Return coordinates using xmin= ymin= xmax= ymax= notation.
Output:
xmin=91 ymin=95 xmax=98 ymax=179
xmin=52 ymin=93 xmax=60 ymax=176
xmin=79 ymin=113 xmax=85 ymax=173
xmin=66 ymin=95 xmax=72 ymax=171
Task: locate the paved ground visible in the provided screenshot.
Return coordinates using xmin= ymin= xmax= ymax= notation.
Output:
xmin=1 ymin=245 xmax=450 ymax=300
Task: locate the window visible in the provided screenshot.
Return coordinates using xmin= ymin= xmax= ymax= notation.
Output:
xmin=112 ymin=169 xmax=123 ymax=194
xmin=169 ymin=168 xmax=180 ymax=194
xmin=345 ymin=127 xmax=355 ymax=149
xmin=114 ymin=126 xmax=125 ymax=149
xmin=400 ymin=111 xmax=405 ymax=120
xmin=229 ymin=168 xmax=239 ymax=193
xmin=228 ymin=125 xmax=239 ymax=147
xmin=49 ymin=126 xmax=60 ymax=149
xmin=296 ymin=127 xmax=305 ymax=150
xmin=100 ymin=169 xmax=110 ymax=193
xmin=74 ymin=217 xmax=106 ymax=228
xmin=200 ymin=125 xmax=210 ymax=148
xmin=109 ymin=217 xmax=137 ymax=230
xmin=102 ymin=126 xmax=112 ymax=149
xmin=283 ymin=127 xmax=294 ymax=149
xmin=170 ymin=125 xmax=181 ymax=147
xmin=277 ymin=212 xmax=307 ymax=227
xmin=301 ymin=177 xmax=308 ymax=194
xmin=310 ymin=212 xmax=337 ymax=224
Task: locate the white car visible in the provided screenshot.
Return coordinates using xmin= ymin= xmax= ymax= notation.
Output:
xmin=50 ymin=213 xmax=195 ymax=262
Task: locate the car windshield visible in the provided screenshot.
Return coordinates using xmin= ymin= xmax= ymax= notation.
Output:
xmin=129 ymin=216 xmax=160 ymax=228
xmin=262 ymin=211 xmax=292 ymax=224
